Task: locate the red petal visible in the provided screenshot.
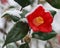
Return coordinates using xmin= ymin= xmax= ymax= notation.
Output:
xmin=38 ymin=24 xmax=52 ymax=33
xmin=43 ymin=12 xmax=53 ymax=24
xmin=33 ymin=6 xmax=45 ymax=16
xmin=26 ymin=6 xmax=45 ymax=19
xmin=28 ymin=21 xmax=39 ymax=32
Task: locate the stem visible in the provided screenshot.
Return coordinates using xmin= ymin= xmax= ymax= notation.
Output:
xmin=0 ymin=28 xmax=7 ymax=35
xmin=20 ymin=7 xmax=23 ymax=11
xmin=47 ymin=41 xmax=53 ymax=48
xmin=36 ymin=39 xmax=38 ymax=48
xmin=3 ymin=19 xmax=8 ymax=48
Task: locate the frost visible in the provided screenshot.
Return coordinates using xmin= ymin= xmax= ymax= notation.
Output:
xmin=1 ymin=9 xmax=22 ymax=18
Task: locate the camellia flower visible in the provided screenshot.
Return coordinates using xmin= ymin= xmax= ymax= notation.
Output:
xmin=26 ymin=5 xmax=53 ymax=33
xmin=1 ymin=0 xmax=8 ymax=4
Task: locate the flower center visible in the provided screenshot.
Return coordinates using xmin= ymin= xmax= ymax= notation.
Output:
xmin=33 ymin=16 xmax=44 ymax=26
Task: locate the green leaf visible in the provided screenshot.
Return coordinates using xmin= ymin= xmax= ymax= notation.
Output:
xmin=2 ymin=14 xmax=20 ymax=22
xmin=50 ymin=10 xmax=56 ymax=17
xmin=20 ymin=10 xmax=29 ymax=18
xmin=14 ymin=0 xmax=32 ymax=8
xmin=46 ymin=0 xmax=60 ymax=9
xmin=19 ymin=43 xmax=30 ymax=48
xmin=3 ymin=21 xmax=29 ymax=47
xmin=9 ymin=6 xmax=15 ymax=9
xmin=32 ymin=31 xmax=57 ymax=41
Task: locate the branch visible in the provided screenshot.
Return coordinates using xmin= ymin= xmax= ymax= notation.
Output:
xmin=0 ymin=28 xmax=7 ymax=35
xmin=47 ymin=41 xmax=53 ymax=48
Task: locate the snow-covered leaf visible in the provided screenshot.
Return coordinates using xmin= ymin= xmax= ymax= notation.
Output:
xmin=3 ymin=21 xmax=29 ymax=47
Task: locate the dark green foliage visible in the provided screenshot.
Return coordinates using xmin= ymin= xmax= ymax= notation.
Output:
xmin=14 ymin=0 xmax=32 ymax=7
xmin=46 ymin=0 xmax=60 ymax=9
xmin=2 ymin=14 xmax=20 ymax=22
xmin=50 ymin=10 xmax=56 ymax=17
xmin=3 ymin=21 xmax=29 ymax=47
xmin=19 ymin=43 xmax=30 ymax=48
xmin=20 ymin=10 xmax=29 ymax=18
xmin=32 ymin=31 xmax=57 ymax=41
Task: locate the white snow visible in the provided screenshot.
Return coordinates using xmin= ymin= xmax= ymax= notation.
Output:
xmin=1 ymin=9 xmax=22 ymax=18
xmin=52 ymin=10 xmax=60 ymax=33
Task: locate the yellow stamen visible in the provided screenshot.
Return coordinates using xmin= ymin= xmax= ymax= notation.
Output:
xmin=33 ymin=16 xmax=44 ymax=26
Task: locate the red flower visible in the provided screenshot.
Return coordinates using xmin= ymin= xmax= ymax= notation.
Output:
xmin=26 ymin=5 xmax=53 ymax=33
xmin=1 ymin=0 xmax=7 ymax=4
